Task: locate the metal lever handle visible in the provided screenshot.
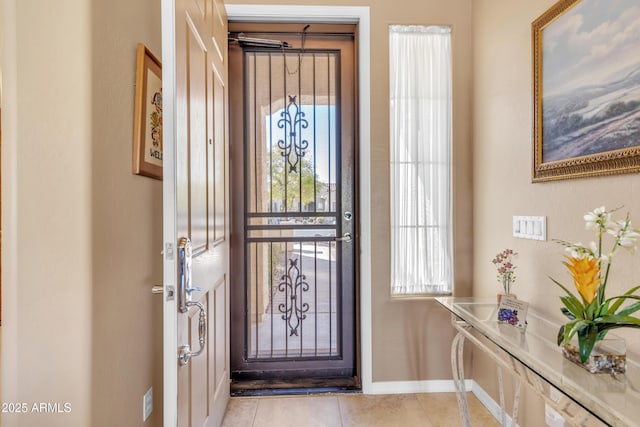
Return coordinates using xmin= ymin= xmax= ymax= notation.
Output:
xmin=178 ymin=237 xmax=194 ymax=313
xmin=186 ymin=286 xmax=203 ymax=294
xmin=335 ymin=232 xmax=352 ymax=243
xmin=178 ymin=301 xmax=208 ymax=366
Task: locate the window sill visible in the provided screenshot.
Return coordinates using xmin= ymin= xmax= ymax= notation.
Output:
xmin=389 ymin=293 xmax=452 ymax=301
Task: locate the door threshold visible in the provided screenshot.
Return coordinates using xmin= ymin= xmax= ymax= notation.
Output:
xmin=231 ymin=387 xmax=362 ymax=397
xmin=231 ymin=378 xmax=361 ymax=397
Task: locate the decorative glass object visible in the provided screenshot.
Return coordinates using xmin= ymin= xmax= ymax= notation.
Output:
xmin=562 ymin=338 xmax=626 ymax=374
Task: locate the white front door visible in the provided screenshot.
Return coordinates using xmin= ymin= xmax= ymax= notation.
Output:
xmin=162 ymin=0 xmax=229 ymax=425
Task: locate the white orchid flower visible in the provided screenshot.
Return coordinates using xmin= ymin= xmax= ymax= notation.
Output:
xmin=584 ymin=206 xmax=615 ymax=233
xmin=584 ymin=216 xmax=600 ymax=231
xmin=564 ymin=242 xmax=591 ymax=259
xmin=619 ymin=229 xmax=640 ymax=252
xmin=584 ymin=206 xmax=605 ymax=221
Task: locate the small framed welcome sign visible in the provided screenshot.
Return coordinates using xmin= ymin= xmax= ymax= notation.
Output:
xmin=132 ymin=43 xmax=163 ymax=180
xmin=497 ymin=296 xmax=529 ymax=330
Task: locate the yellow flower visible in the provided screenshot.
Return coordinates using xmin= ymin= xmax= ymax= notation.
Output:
xmin=562 ymin=256 xmax=600 ymax=304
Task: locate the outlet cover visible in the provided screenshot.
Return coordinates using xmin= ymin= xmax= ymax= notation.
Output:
xmin=143 ymin=387 xmax=153 ymax=421
xmin=545 ymin=403 xmax=565 ymax=427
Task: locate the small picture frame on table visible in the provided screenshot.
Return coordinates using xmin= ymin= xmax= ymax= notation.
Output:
xmin=497 ymin=296 xmax=529 ymax=330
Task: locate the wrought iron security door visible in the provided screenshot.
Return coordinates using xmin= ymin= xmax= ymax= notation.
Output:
xmin=233 ymin=46 xmax=356 ymax=382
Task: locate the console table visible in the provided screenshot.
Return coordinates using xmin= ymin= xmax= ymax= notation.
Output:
xmin=435 ymin=297 xmax=640 ymax=427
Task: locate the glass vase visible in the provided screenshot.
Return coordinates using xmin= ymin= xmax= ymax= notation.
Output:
xmin=501 ymin=277 xmax=512 ymax=296
xmin=562 ymin=338 xmax=626 ymax=374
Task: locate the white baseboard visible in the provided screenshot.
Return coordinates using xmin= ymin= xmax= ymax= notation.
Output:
xmin=367 ymin=379 xmax=472 ymax=395
xmin=472 ymin=381 xmax=520 ymax=427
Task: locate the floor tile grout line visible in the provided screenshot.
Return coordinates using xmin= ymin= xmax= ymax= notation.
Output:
xmin=336 ymin=395 xmax=344 ymax=427
xmin=251 ymin=397 xmax=260 ymax=427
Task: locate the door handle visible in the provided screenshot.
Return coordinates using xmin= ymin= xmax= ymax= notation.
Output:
xmin=178 ymin=301 xmax=208 ymax=366
xmin=335 ymin=232 xmax=352 ymax=243
xmin=178 ymin=237 xmax=195 ymax=313
xmin=177 ymin=236 xmax=207 ymax=366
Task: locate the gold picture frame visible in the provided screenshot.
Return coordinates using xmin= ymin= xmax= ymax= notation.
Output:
xmin=532 ymin=0 xmax=640 ymax=182
xmin=133 ymin=43 xmax=163 ymax=180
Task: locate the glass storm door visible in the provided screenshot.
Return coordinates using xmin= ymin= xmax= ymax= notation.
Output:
xmin=229 ymin=29 xmax=357 ymax=385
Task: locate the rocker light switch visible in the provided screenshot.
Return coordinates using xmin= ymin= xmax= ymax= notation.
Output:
xmin=513 ymin=216 xmax=546 ymax=241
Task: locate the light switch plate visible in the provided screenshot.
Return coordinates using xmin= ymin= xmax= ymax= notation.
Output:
xmin=143 ymin=387 xmax=153 ymax=421
xmin=513 ymin=215 xmax=546 ymax=241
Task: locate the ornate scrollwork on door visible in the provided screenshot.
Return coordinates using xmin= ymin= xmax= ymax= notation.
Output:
xmin=278 ymin=257 xmax=310 ymax=336
xmin=277 ymin=95 xmax=309 ymax=173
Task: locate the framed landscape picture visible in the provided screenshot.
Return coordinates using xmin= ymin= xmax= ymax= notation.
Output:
xmin=532 ymin=0 xmax=640 ymax=182
xmin=133 ymin=43 xmax=163 ymax=180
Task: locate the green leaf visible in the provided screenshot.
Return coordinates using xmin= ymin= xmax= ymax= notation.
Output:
xmin=598 ymin=315 xmax=640 ymax=326
xmin=622 ymin=285 xmax=640 ymax=295
xmin=578 ymin=325 xmax=599 ymax=363
xmin=550 ymin=277 xmax=580 ymax=299
xmin=598 ymin=323 xmax=640 ymax=333
xmin=550 ymin=276 xmax=586 ymax=317
xmin=596 ymin=300 xmax=609 ymax=317
xmin=565 ymin=320 xmax=588 ymax=345
xmin=560 ymin=308 xmax=576 ymax=320
xmin=557 ymin=325 xmax=565 ymax=346
xmin=618 ymin=302 xmax=640 ymax=317
xmin=560 ymin=295 xmax=585 ymax=320
xmin=585 ymin=299 xmax=598 ymax=320
xmin=606 ymin=285 xmax=640 ymax=313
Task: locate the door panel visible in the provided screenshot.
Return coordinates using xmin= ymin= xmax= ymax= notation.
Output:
xmin=214 ymin=277 xmax=227 ymax=388
xmin=229 ymin=27 xmax=357 ymax=384
xmin=213 ymin=72 xmax=226 ymax=243
xmin=187 ymin=19 xmax=209 ymax=252
xmin=166 ymin=0 xmax=228 ymax=424
xmin=212 ymin=1 xmax=226 ymax=61
xmin=189 ymin=293 xmax=210 ymax=427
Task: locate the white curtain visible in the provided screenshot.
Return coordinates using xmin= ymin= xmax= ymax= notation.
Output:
xmin=389 ymin=25 xmax=453 ymax=295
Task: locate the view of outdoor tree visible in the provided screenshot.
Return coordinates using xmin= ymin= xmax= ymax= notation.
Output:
xmin=267 ymin=154 xmax=322 ymax=212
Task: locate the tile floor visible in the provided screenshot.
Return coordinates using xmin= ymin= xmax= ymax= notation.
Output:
xmin=222 ymin=392 xmax=500 ymax=426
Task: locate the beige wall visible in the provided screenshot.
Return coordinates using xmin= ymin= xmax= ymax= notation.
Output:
xmin=474 ymin=0 xmax=640 ymax=342
xmin=2 ymin=1 xmax=93 ymax=425
xmin=226 ymin=0 xmax=474 ymax=382
xmin=473 ymin=0 xmax=640 ymax=424
xmin=1 ymin=0 xmax=163 ymax=426
xmin=90 ymin=0 xmax=163 ymax=426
